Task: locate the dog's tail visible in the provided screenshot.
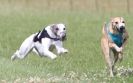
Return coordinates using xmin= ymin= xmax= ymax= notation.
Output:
xmin=33 ymin=31 xmax=41 ymax=42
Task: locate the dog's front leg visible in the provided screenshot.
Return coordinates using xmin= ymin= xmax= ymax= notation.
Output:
xmin=118 ymin=52 xmax=123 ymax=62
xmin=117 ymin=39 xmax=128 ymax=62
xmin=54 ymin=41 xmax=68 ymax=54
xmin=43 ymin=49 xmax=57 ymax=59
xmin=101 ymin=38 xmax=114 ymax=77
xmin=109 ymin=43 xmax=122 ymax=52
xmin=11 ymin=34 xmax=35 ymax=61
xmin=41 ymin=38 xmax=57 ymax=59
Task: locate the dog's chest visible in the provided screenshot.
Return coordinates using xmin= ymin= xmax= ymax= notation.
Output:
xmin=109 ymin=33 xmax=123 ymax=47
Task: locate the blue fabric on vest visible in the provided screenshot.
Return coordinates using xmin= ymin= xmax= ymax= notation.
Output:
xmin=109 ymin=32 xmax=123 ymax=47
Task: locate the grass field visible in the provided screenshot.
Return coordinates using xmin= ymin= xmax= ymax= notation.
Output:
xmin=0 ymin=9 xmax=133 ymax=82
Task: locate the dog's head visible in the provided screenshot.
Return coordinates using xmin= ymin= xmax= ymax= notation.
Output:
xmin=111 ymin=17 xmax=125 ymax=33
xmin=51 ymin=23 xmax=67 ymax=41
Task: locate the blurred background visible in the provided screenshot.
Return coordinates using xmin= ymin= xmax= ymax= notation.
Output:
xmin=0 ymin=0 xmax=133 ymax=14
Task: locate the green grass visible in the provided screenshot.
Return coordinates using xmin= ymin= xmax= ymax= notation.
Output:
xmin=0 ymin=10 xmax=133 ymax=82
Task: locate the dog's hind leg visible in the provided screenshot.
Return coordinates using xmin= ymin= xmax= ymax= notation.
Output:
xmin=32 ymin=48 xmax=39 ymax=56
xmin=11 ymin=50 xmax=20 ymax=61
xmin=11 ymin=34 xmax=35 ymax=61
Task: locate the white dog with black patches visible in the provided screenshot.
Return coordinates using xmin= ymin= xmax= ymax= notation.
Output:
xmin=11 ymin=23 xmax=68 ymax=60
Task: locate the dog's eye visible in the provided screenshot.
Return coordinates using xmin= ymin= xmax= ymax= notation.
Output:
xmin=122 ymin=21 xmax=125 ymax=23
xmin=115 ymin=22 xmax=118 ymax=24
xmin=63 ymin=28 xmax=66 ymax=30
xmin=55 ymin=28 xmax=59 ymax=31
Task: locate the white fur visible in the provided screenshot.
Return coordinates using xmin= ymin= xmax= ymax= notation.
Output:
xmin=11 ymin=23 xmax=68 ymax=60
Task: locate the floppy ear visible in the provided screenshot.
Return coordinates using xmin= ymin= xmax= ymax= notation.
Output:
xmin=50 ymin=24 xmax=59 ymax=35
xmin=51 ymin=24 xmax=57 ymax=28
xmin=120 ymin=17 xmax=125 ymax=22
xmin=110 ymin=17 xmax=116 ymax=26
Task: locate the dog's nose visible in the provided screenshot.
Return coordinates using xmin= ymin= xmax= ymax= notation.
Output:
xmin=120 ymin=26 xmax=125 ymax=32
xmin=120 ymin=26 xmax=125 ymax=29
xmin=61 ymin=32 xmax=66 ymax=36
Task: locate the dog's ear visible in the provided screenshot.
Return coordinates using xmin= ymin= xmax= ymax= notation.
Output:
xmin=110 ymin=17 xmax=116 ymax=26
xmin=120 ymin=17 xmax=125 ymax=22
xmin=51 ymin=24 xmax=58 ymax=33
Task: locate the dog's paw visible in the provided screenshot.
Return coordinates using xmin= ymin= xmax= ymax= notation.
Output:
xmin=50 ymin=54 xmax=57 ymax=60
xmin=63 ymin=49 xmax=68 ymax=53
xmin=57 ymin=49 xmax=68 ymax=55
xmin=11 ymin=54 xmax=17 ymax=61
xmin=11 ymin=50 xmax=19 ymax=61
xmin=116 ymin=47 xmax=122 ymax=52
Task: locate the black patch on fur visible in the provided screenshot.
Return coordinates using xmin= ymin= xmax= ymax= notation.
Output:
xmin=33 ymin=29 xmax=61 ymax=43
xmin=33 ymin=30 xmax=41 ymax=42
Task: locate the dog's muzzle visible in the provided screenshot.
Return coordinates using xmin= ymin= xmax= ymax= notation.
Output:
xmin=119 ymin=26 xmax=125 ymax=33
xmin=61 ymin=34 xmax=67 ymax=41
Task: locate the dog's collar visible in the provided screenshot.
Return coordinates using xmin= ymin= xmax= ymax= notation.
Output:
xmin=105 ymin=22 xmax=123 ymax=47
xmin=33 ymin=29 xmax=61 ymax=43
